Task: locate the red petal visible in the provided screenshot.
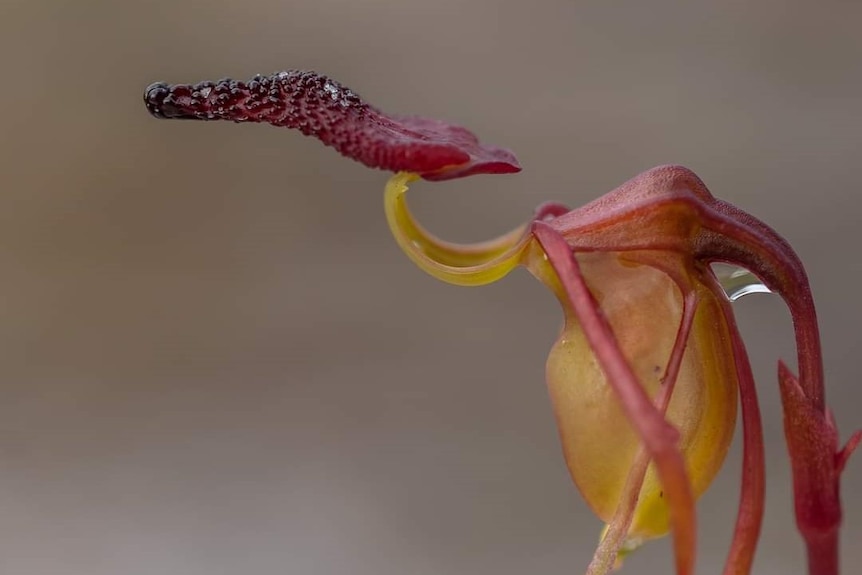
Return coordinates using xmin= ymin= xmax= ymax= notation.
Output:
xmin=713 ymin=288 xmax=765 ymax=575
xmin=143 ymin=71 xmax=520 ymax=181
xmin=532 ymin=222 xmax=696 ymax=575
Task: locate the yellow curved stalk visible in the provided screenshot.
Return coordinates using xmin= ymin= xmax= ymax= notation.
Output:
xmin=384 ymin=172 xmax=530 ymax=286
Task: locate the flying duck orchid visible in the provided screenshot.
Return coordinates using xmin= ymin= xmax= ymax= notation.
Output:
xmin=144 ymin=70 xmax=859 ymax=575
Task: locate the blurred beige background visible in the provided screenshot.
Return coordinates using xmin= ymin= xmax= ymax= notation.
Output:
xmin=0 ymin=1 xmax=860 ymax=574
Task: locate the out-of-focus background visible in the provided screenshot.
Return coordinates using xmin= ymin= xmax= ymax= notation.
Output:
xmin=1 ymin=1 xmax=859 ymax=574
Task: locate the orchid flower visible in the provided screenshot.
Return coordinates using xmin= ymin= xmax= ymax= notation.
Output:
xmin=144 ymin=71 xmax=859 ymax=575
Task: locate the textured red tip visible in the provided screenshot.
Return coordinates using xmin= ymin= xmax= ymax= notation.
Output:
xmin=144 ymin=71 xmax=520 ymax=181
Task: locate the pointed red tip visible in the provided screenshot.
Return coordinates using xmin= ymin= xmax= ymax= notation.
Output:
xmin=837 ymin=430 xmax=861 ymax=474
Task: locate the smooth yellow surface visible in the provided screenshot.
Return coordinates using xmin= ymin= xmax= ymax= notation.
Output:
xmin=385 ymin=175 xmax=739 ymax=544
xmin=542 ymin=252 xmax=738 ymax=540
xmin=383 ymin=173 xmax=529 ymax=286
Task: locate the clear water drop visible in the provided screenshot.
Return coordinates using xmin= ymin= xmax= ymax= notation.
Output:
xmin=711 ymin=263 xmax=772 ymax=302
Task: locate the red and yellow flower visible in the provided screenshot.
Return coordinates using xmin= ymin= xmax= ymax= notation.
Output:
xmin=145 ymin=71 xmax=859 ymax=575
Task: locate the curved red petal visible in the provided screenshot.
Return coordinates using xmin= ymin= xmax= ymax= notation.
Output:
xmin=532 ymin=222 xmax=696 ymax=575
xmin=708 ymin=279 xmax=765 ymax=575
xmin=143 ymin=71 xmax=520 ymax=181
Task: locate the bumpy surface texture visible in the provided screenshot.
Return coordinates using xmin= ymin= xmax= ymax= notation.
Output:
xmin=144 ymin=71 xmax=520 ymax=181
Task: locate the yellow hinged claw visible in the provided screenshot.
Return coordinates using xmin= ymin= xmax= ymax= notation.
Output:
xmin=384 ymin=172 xmax=531 ymax=286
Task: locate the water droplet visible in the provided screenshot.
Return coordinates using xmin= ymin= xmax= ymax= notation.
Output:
xmin=711 ymin=263 xmax=771 ymax=302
